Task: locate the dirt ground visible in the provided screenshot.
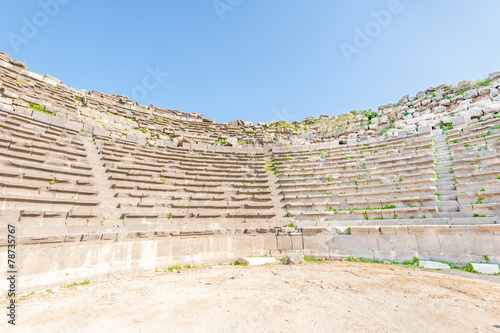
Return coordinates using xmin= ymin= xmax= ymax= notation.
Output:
xmin=2 ymin=261 xmax=500 ymax=333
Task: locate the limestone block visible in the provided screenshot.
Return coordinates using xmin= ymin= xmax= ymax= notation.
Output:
xmin=419 ymin=261 xmax=450 ymax=270
xmin=489 ymin=72 xmax=500 ymax=80
xmin=236 ymin=257 xmax=278 ymax=265
xmin=277 ymin=235 xmax=292 ymax=250
xmin=480 ymin=113 xmax=493 ymax=121
xmin=439 ymin=99 xmax=451 ymax=106
xmin=471 ymin=263 xmax=500 ymax=274
xmin=463 ymin=89 xmax=479 ymax=99
xmin=66 ymin=121 xmax=83 ymax=132
xmin=467 ymin=107 xmax=483 ymax=118
xmin=126 ymin=134 xmax=137 ymax=142
xmin=92 ymin=126 xmax=107 ymax=137
xmin=418 ymin=124 xmax=431 ymax=134
xmin=478 ymin=87 xmax=490 ymax=96
xmin=347 ymin=138 xmax=357 ymax=147
xmin=16 ymin=106 xmax=33 ymax=117
xmin=31 ymin=111 xmax=50 ymax=124
xmin=433 ymin=106 xmax=446 ymax=113
xmin=284 ymin=252 xmax=304 ymax=265
xmin=397 ymin=130 xmax=407 ymax=138
xmin=451 ymin=115 xmax=470 ymax=127
xmin=43 ymin=74 xmax=61 ymax=86
xmin=46 ymin=114 xmax=65 ymax=127
xmin=490 ymin=88 xmax=499 ymax=98
xmin=484 ymin=102 xmax=500 ymax=114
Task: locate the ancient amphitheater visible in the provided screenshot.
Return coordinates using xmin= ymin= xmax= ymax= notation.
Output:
xmin=0 ymin=51 xmax=499 ymax=330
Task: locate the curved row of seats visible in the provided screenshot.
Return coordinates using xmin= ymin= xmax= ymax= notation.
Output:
xmin=272 ymin=133 xmax=439 ymax=224
xmin=447 ymin=115 xmax=500 ymax=217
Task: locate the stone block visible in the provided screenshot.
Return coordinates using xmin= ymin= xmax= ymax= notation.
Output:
xmin=92 ymin=126 xmax=107 ymax=137
xmin=137 ymin=137 xmax=147 ymax=146
xmin=471 ymin=263 xmax=500 ymax=274
xmin=451 ymin=115 xmax=470 ymax=127
xmin=284 ymin=252 xmax=304 ymax=265
xmin=66 ymin=121 xmax=83 ymax=132
xmin=16 ymin=106 xmax=33 ymax=117
xmin=347 ymin=139 xmax=357 ymax=147
xmin=236 ymin=257 xmax=277 ymax=265
xmin=46 ymin=114 xmax=65 ymax=127
xmin=31 ymin=110 xmax=50 ymax=123
xmin=463 ymin=89 xmax=479 ymax=99
xmin=418 ymin=124 xmax=431 ymax=134
xmin=467 ymin=107 xmax=483 ymax=118
xmin=433 ymin=106 xmax=446 ymax=113
xmin=419 ymin=261 xmax=450 ymax=270
xmin=397 ymin=130 xmax=407 ymax=138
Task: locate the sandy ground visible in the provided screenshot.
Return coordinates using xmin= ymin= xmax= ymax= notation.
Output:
xmin=1 ymin=261 xmax=500 ymax=333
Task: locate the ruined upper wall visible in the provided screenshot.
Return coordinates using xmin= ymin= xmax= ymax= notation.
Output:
xmin=1 ymin=51 xmax=500 ymax=150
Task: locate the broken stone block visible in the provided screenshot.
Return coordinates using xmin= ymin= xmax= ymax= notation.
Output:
xmin=463 ymin=89 xmax=479 ymax=99
xmin=236 ymin=257 xmax=278 ymax=266
xmin=419 ymin=261 xmax=450 ymax=270
xmin=284 ymin=252 xmax=304 ymax=265
xmin=433 ymin=106 xmax=446 ymax=113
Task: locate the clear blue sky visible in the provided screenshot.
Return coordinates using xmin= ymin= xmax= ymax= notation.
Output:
xmin=1 ymin=0 xmax=500 ymax=124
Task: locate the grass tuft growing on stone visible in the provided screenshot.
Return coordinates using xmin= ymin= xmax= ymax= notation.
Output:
xmin=29 ymin=102 xmax=55 ymax=116
xmin=63 ymin=280 xmax=91 ymax=288
xmin=304 ymin=255 xmax=322 ymax=263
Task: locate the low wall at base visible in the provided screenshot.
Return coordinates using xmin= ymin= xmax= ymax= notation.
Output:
xmin=2 ymin=224 xmax=499 ymax=297
xmin=288 ymin=225 xmax=500 ymax=264
xmin=0 ymin=229 xmax=277 ymax=297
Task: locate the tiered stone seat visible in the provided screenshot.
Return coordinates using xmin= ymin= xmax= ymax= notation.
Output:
xmin=273 ymin=133 xmax=439 ymax=223
xmin=0 ymin=108 xmax=100 ymax=227
xmin=448 ymin=116 xmax=500 ymax=217
xmin=95 ymin=137 xmax=276 ymax=227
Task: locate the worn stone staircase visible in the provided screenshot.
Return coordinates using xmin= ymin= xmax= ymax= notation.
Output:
xmin=432 ymin=129 xmax=461 ymax=218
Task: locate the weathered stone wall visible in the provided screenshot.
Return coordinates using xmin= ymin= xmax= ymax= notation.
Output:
xmin=0 ymin=229 xmax=277 ymax=296
xmin=277 ymin=225 xmax=500 ymax=264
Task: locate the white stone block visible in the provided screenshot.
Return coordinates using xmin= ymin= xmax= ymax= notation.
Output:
xmin=419 ymin=261 xmax=450 ymax=270
xmin=471 ymin=263 xmax=500 ymax=275
xmin=237 ymin=257 xmax=278 ymax=266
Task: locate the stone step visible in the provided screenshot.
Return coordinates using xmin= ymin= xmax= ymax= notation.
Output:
xmin=438 ymin=200 xmax=459 ymax=207
xmin=437 ymin=179 xmax=455 ymax=185
xmin=438 ymin=211 xmax=466 ymax=218
xmin=438 ymin=207 xmax=459 ymax=213
xmin=439 ymin=191 xmax=458 ymax=197
xmin=437 ymin=174 xmax=454 ymax=179
xmin=440 ymin=193 xmax=457 ymax=201
xmin=438 ymin=184 xmax=456 ymax=191
xmin=437 ymin=172 xmax=453 ymax=177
